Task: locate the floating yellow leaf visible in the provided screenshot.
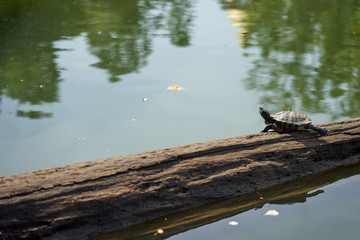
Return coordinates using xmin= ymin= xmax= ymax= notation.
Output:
xmin=167 ymin=85 xmax=184 ymax=91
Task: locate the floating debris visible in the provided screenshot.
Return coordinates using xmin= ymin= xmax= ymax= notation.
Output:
xmin=265 ymin=210 xmax=279 ymax=216
xmin=167 ymin=85 xmax=184 ymax=91
xmin=229 ymin=221 xmax=239 ymax=226
xmin=154 ymin=228 xmax=164 ymax=236
xmin=142 ymin=98 xmax=149 ymax=102
xmin=131 ymin=118 xmax=136 ymax=122
xmin=78 ymin=137 xmax=86 ymax=140
xmin=256 ymin=191 xmax=264 ymax=200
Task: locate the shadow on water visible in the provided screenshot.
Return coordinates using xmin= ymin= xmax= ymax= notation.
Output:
xmin=221 ymin=0 xmax=360 ymax=120
xmin=90 ymin=161 xmax=360 ymax=240
xmin=0 ymin=0 xmax=195 ymax=118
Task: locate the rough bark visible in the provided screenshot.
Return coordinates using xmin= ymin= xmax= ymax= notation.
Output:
xmin=0 ymin=118 xmax=360 ymax=239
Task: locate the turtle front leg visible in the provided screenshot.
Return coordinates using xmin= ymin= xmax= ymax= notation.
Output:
xmin=262 ymin=124 xmax=274 ymax=132
xmin=310 ymin=126 xmax=328 ymax=136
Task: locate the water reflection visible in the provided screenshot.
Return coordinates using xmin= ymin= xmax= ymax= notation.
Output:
xmin=0 ymin=0 xmax=195 ymax=118
xmin=16 ymin=110 xmax=52 ymax=119
xmin=222 ymin=0 xmax=360 ymax=119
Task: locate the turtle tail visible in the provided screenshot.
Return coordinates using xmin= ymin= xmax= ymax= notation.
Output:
xmin=310 ymin=126 xmax=328 ymax=136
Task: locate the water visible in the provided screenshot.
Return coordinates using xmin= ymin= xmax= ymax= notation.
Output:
xmin=0 ymin=0 xmax=257 ymax=176
xmin=1 ymin=0 xmax=359 ymax=176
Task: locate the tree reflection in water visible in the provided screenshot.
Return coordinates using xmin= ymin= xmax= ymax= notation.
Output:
xmin=0 ymin=0 xmax=195 ymax=118
xmin=2 ymin=0 xmax=360 ymax=120
xmin=222 ymin=0 xmax=360 ymax=119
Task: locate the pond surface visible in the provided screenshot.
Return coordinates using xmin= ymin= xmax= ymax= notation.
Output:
xmin=1 ymin=0 xmax=360 ymax=176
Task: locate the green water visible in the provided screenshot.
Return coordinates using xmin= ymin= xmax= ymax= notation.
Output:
xmin=2 ymin=0 xmax=359 ymax=176
xmin=0 ymin=0 xmax=257 ymax=176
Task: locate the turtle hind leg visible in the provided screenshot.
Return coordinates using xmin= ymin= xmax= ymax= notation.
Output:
xmin=262 ymin=124 xmax=274 ymax=132
xmin=310 ymin=126 xmax=328 ymax=136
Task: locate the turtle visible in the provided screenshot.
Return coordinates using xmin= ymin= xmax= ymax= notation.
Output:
xmin=259 ymin=107 xmax=328 ymax=136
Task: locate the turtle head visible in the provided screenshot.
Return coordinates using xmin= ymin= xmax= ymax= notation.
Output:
xmin=259 ymin=107 xmax=273 ymax=123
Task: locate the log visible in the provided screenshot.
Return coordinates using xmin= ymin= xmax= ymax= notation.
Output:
xmin=0 ymin=118 xmax=360 ymax=239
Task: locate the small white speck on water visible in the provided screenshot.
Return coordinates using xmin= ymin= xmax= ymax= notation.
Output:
xmin=265 ymin=210 xmax=279 ymax=216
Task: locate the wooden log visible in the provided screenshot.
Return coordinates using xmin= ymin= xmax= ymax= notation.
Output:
xmin=0 ymin=118 xmax=360 ymax=239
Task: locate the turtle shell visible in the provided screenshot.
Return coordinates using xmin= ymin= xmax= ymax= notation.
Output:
xmin=272 ymin=110 xmax=312 ymax=131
